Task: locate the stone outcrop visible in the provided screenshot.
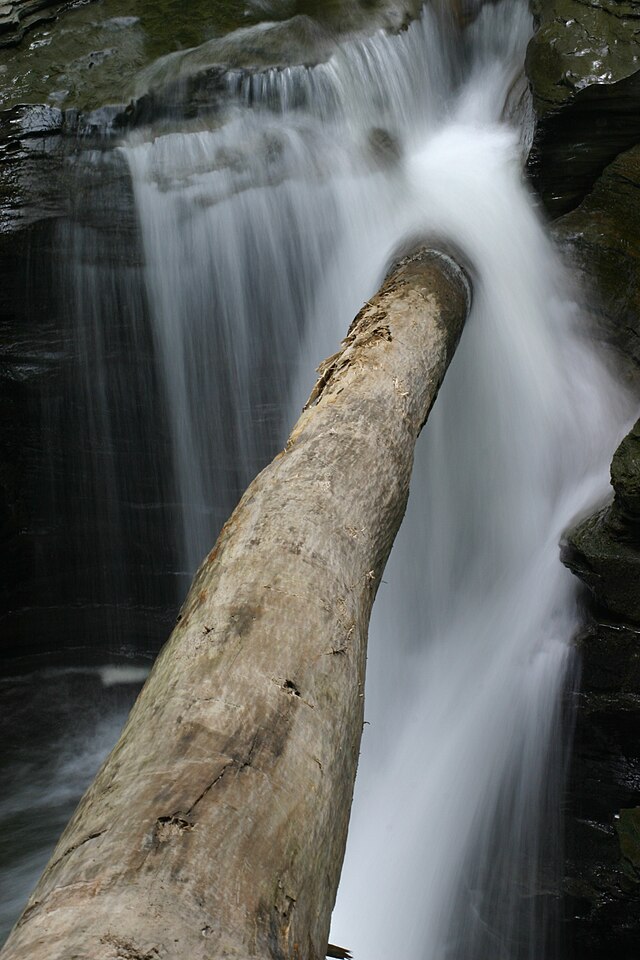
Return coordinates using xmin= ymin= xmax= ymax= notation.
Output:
xmin=132 ymin=2 xmax=422 ymax=115
xmin=561 ymin=421 xmax=640 ymax=959
xmin=564 ymin=421 xmax=640 ymax=614
xmin=527 ymin=5 xmax=640 ymax=957
xmin=564 ymin=422 xmax=640 ymax=623
xmin=553 ymin=146 xmax=640 ymax=368
xmin=0 ymin=0 xmax=69 ymax=47
xmin=527 ymin=0 xmax=640 ymax=217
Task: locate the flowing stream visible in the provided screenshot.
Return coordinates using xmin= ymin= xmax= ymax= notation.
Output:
xmin=1 ymin=1 xmax=633 ymax=953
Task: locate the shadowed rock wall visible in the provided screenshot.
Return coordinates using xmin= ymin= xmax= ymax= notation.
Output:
xmin=0 ymin=0 xmax=72 ymax=48
xmin=527 ymin=0 xmax=640 ymax=218
xmin=561 ymin=422 xmax=640 ymax=959
xmin=0 ymin=2 xmax=428 ymax=668
xmin=527 ymin=4 xmax=640 ymax=957
xmin=553 ymin=146 xmax=640 ymax=369
xmin=0 ymin=103 xmax=179 ymax=665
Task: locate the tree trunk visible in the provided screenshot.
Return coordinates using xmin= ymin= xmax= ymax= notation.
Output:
xmin=1 ymin=248 xmax=470 ymax=960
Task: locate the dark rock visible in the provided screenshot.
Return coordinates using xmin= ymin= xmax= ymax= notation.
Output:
xmin=539 ymin=66 xmax=640 ymax=945
xmin=132 ymin=2 xmax=422 ymax=104
xmin=563 ymin=421 xmax=640 ymax=623
xmin=527 ymin=0 xmax=640 ymax=217
xmin=564 ymin=507 xmax=640 ymax=623
xmin=0 ymin=99 xmax=183 ymax=662
xmin=368 ymin=127 xmax=402 ymax=168
xmin=618 ymin=806 xmax=640 ymax=881
xmin=0 ymin=103 xmax=68 ymax=236
xmin=0 ymin=0 xmax=75 ymax=48
xmin=561 ymin=418 xmax=640 ymax=958
xmin=562 ymin=618 xmax=640 ymax=960
xmin=612 ymin=418 xmax=640 ymax=529
xmin=0 ymin=1 xmax=424 ymax=116
xmin=553 ymin=147 xmax=640 ymax=367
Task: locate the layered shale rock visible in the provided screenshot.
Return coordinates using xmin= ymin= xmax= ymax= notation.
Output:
xmin=0 ymin=99 xmax=183 ymax=664
xmin=0 ymin=0 xmax=70 ymax=48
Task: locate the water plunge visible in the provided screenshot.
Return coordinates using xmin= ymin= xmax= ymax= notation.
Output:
xmin=2 ymin=1 xmax=633 ymax=953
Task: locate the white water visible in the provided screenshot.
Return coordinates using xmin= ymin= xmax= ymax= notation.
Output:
xmin=121 ymin=3 xmax=632 ymax=957
xmin=331 ymin=124 xmax=626 ymax=960
xmin=120 ymin=4 xmax=632 ymax=955
xmin=2 ymin=0 xmax=632 ymax=952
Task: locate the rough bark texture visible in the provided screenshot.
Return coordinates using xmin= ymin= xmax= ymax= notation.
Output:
xmin=0 ymin=249 xmax=469 ymax=960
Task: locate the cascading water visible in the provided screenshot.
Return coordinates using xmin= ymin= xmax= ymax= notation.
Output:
xmin=330 ymin=114 xmax=628 ymax=960
xmin=1 ymin=0 xmax=633 ymax=953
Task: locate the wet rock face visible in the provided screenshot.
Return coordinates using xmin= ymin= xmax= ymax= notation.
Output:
xmin=567 ymin=508 xmax=640 ymax=621
xmin=562 ymin=421 xmax=640 ymax=960
xmin=526 ymin=0 xmax=640 ymax=217
xmin=0 ymin=1 xmax=436 ymax=668
xmin=0 ymin=103 xmax=66 ymax=648
xmin=553 ymin=146 xmax=640 ymax=367
xmin=528 ymin=7 xmax=640 ymax=953
xmin=0 ymin=1 xmax=423 ymax=116
xmin=563 ymin=424 xmax=640 ymax=624
xmin=0 ymin=0 xmax=70 ymax=48
xmin=133 ymin=1 xmax=423 ymax=102
xmin=612 ymin=420 xmax=640 ymax=530
xmin=563 ymin=421 xmax=640 ymax=625
xmin=0 ymin=101 xmax=182 ymax=664
xmin=563 ymin=631 xmax=640 ymax=959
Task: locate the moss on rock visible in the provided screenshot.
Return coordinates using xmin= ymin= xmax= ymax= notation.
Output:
xmin=528 ymin=0 xmax=640 ymax=114
xmin=526 ymin=0 xmax=640 ymax=216
xmin=0 ymin=0 xmax=423 ymax=114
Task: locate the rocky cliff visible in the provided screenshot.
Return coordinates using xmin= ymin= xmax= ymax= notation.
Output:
xmin=527 ymin=3 xmax=640 ymax=957
xmin=527 ymin=0 xmax=640 ymax=218
xmin=561 ymin=421 xmax=640 ymax=960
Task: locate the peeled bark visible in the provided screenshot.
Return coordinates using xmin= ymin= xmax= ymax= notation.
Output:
xmin=1 ymin=248 xmax=470 ymax=960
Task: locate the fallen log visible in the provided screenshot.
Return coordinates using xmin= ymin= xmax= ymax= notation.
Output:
xmin=1 ymin=247 xmax=470 ymax=960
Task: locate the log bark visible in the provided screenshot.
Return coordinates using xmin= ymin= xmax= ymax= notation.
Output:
xmin=0 ymin=248 xmax=470 ymax=960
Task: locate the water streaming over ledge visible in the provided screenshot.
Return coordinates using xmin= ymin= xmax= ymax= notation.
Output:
xmin=121 ymin=8 xmax=630 ymax=954
xmin=1 ymin=0 xmax=634 ymax=951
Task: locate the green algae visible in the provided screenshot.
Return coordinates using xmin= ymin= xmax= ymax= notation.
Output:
xmin=0 ymin=0 xmax=275 ymax=112
xmin=527 ymin=0 xmax=640 ymax=115
xmin=0 ymin=0 xmax=422 ymax=112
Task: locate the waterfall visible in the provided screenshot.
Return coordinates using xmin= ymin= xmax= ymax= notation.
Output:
xmin=1 ymin=0 xmax=633 ymax=951
xmin=122 ymin=9 xmax=629 ymax=954
xmin=330 ymin=118 xmax=626 ymax=960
